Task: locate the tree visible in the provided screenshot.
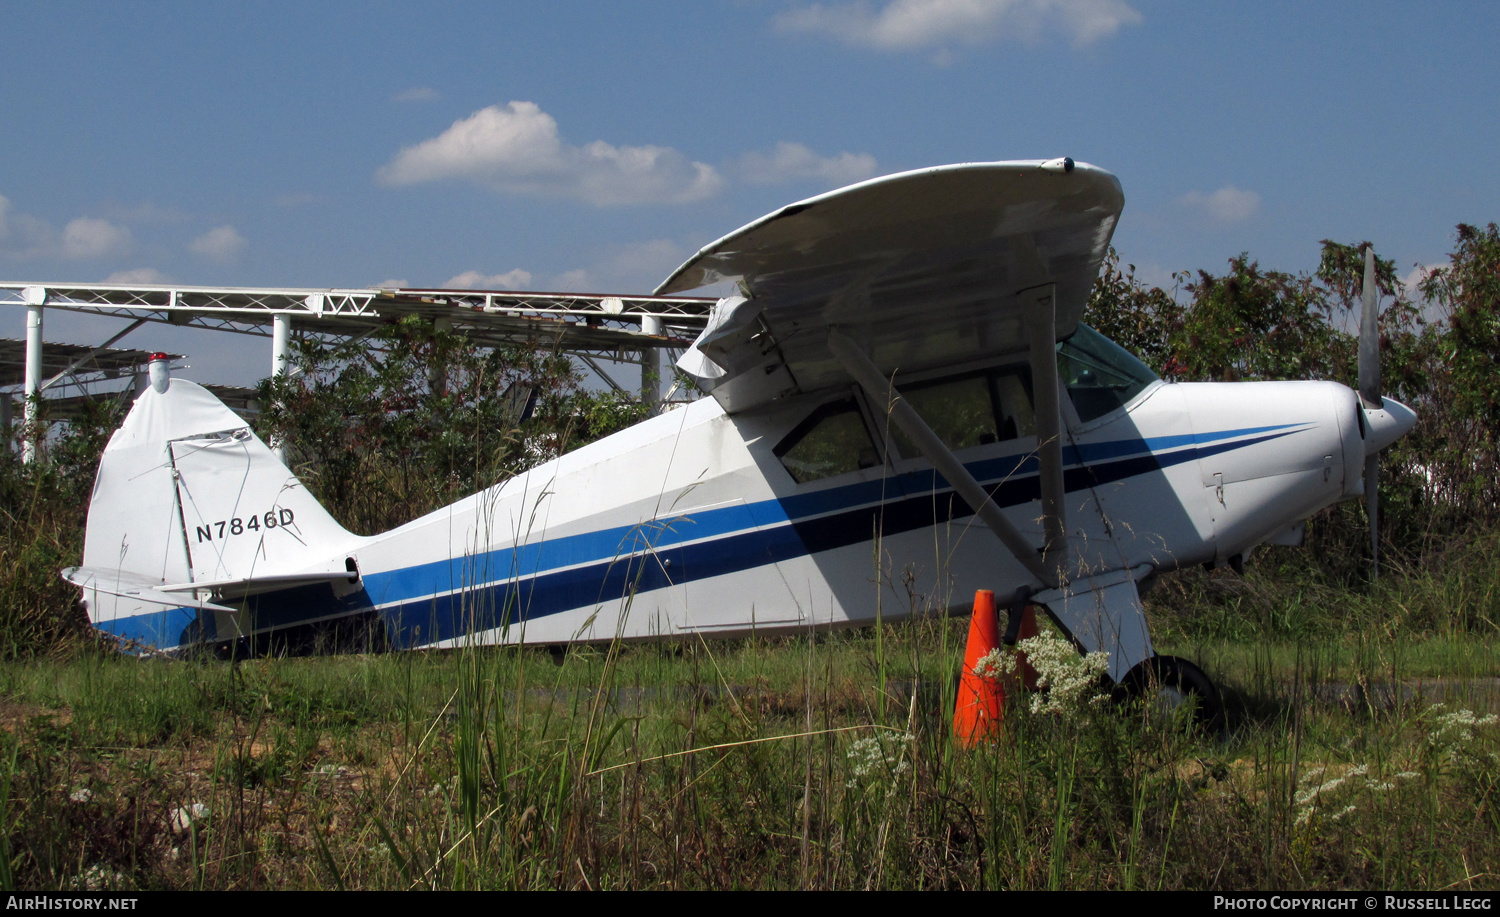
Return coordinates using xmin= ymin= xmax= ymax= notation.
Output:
xmin=1085 ymin=250 xmax=1186 ymax=375
xmin=1173 ymin=255 xmax=1343 ymax=383
xmin=1412 ymin=223 xmax=1500 ymax=524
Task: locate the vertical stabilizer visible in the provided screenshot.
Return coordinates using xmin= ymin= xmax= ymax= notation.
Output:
xmin=76 ymin=375 xmax=360 ymax=634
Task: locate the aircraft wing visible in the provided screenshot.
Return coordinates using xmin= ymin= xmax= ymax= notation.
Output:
xmin=658 ymin=160 xmax=1123 ymax=413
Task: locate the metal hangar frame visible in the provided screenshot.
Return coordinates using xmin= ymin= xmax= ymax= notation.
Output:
xmin=0 ymin=281 xmax=716 ymax=462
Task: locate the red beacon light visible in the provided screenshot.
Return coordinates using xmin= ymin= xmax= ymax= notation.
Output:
xmin=147 ymin=352 xmax=171 ymax=393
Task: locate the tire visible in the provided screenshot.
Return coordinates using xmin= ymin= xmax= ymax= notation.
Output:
xmin=1118 ymin=655 xmax=1223 ymax=732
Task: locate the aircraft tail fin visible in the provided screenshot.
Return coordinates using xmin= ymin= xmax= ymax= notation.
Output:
xmin=77 ymin=371 xmax=361 ymax=630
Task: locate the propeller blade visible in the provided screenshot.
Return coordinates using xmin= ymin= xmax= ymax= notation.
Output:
xmin=1359 ymin=245 xmax=1382 ymax=579
xmin=1358 ymin=245 xmax=1381 ymax=408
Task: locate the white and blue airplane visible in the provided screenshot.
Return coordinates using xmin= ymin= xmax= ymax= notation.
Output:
xmin=62 ymin=160 xmax=1415 ymax=704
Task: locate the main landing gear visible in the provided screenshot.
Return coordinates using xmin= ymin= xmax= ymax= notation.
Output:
xmin=1117 ymin=655 xmax=1224 ymax=732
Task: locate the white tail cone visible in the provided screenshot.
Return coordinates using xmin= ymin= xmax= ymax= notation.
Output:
xmin=1364 ymin=397 xmax=1417 ymax=456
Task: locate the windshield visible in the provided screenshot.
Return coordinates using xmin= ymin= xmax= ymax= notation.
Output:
xmin=1056 ymin=324 xmax=1159 ymax=422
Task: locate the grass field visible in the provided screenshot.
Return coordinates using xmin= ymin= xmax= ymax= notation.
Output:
xmin=4 ymin=554 xmax=1500 ymax=891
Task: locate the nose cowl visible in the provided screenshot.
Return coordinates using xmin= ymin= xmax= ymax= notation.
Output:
xmin=1364 ymin=397 xmax=1417 ymax=455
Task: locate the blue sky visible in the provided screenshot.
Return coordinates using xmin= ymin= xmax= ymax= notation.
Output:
xmin=3 ymin=1 xmax=1497 ymax=384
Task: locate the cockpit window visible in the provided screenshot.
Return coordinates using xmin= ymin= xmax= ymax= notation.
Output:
xmin=890 ymin=376 xmax=996 ymax=453
xmin=775 ymin=398 xmax=881 ymax=484
xmin=883 ymin=371 xmax=1035 ymax=459
xmin=1056 ymin=323 xmax=1159 ymax=422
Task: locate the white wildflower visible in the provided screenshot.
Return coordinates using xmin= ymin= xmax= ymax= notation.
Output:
xmin=972 ymin=648 xmax=1016 ymax=681
xmin=1015 ymin=630 xmax=1109 ymax=716
xmin=1421 ymin=704 xmax=1500 ymax=765
xmin=1433 ymin=707 xmax=1499 ymax=746
xmin=1296 ymin=772 xmax=1351 ymax=808
xmin=1294 ymin=763 xmax=1380 ymax=826
xmin=844 ymin=732 xmax=914 ymax=789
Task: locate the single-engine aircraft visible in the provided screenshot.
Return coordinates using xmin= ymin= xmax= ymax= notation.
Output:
xmin=62 ymin=159 xmax=1416 ymax=703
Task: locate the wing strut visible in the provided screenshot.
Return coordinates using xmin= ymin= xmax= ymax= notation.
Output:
xmin=1022 ymin=285 xmax=1069 ymax=582
xmin=827 ymin=330 xmax=1056 ymax=589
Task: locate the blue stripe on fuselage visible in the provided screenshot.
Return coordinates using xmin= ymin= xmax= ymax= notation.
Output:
xmin=94 ymin=423 xmax=1306 ymax=649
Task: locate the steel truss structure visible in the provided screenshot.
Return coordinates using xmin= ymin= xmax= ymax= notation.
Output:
xmin=1 ymin=281 xmax=717 ymax=462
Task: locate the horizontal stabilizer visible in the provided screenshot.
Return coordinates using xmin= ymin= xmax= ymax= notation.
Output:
xmin=157 ymin=570 xmax=357 ymax=599
xmin=63 ymin=566 xmax=235 ymax=613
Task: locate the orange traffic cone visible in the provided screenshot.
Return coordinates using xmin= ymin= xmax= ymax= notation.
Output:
xmin=953 ymin=590 xmax=1005 ymax=746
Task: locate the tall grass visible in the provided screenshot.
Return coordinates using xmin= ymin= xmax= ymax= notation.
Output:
xmin=0 ymin=411 xmax=114 ymax=659
xmin=1 ymin=569 xmax=1498 ymax=891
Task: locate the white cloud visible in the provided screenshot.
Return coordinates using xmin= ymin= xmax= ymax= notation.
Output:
xmin=774 ymin=0 xmax=1142 ymax=53
xmin=61 ymin=217 xmax=132 ymax=260
xmin=2 ymin=197 xmax=142 ymax=261
xmin=1177 ymin=185 xmax=1260 ymax=223
xmin=189 ymin=225 xmax=248 ymax=262
xmin=443 ymin=268 xmax=534 ymax=290
xmin=735 ymin=142 xmax=879 ymax=186
xmin=377 ymin=101 xmax=724 ymax=206
xmin=392 ymin=87 xmax=440 ymax=103
xmin=0 ymin=194 xmax=56 ymax=259
xmin=104 ymin=267 xmax=172 ymax=284
xmin=374 ymin=278 xmax=410 ymax=289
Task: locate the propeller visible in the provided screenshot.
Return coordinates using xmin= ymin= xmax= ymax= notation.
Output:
xmin=1352 ymin=245 xmax=1419 ymax=583
xmin=1359 ymin=246 xmax=1381 ymax=579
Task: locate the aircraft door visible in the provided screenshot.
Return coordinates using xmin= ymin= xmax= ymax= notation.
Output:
xmin=1054 ymin=408 xmax=1132 ymax=582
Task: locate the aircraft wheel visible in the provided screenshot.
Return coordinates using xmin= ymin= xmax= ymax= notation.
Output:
xmin=1119 ymin=655 xmax=1223 ymax=732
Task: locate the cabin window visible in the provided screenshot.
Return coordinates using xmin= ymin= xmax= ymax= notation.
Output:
xmin=883 ymin=370 xmax=1035 ymax=459
xmin=1056 ymin=324 xmax=1159 ymax=423
xmin=775 ymin=398 xmax=881 ymax=484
